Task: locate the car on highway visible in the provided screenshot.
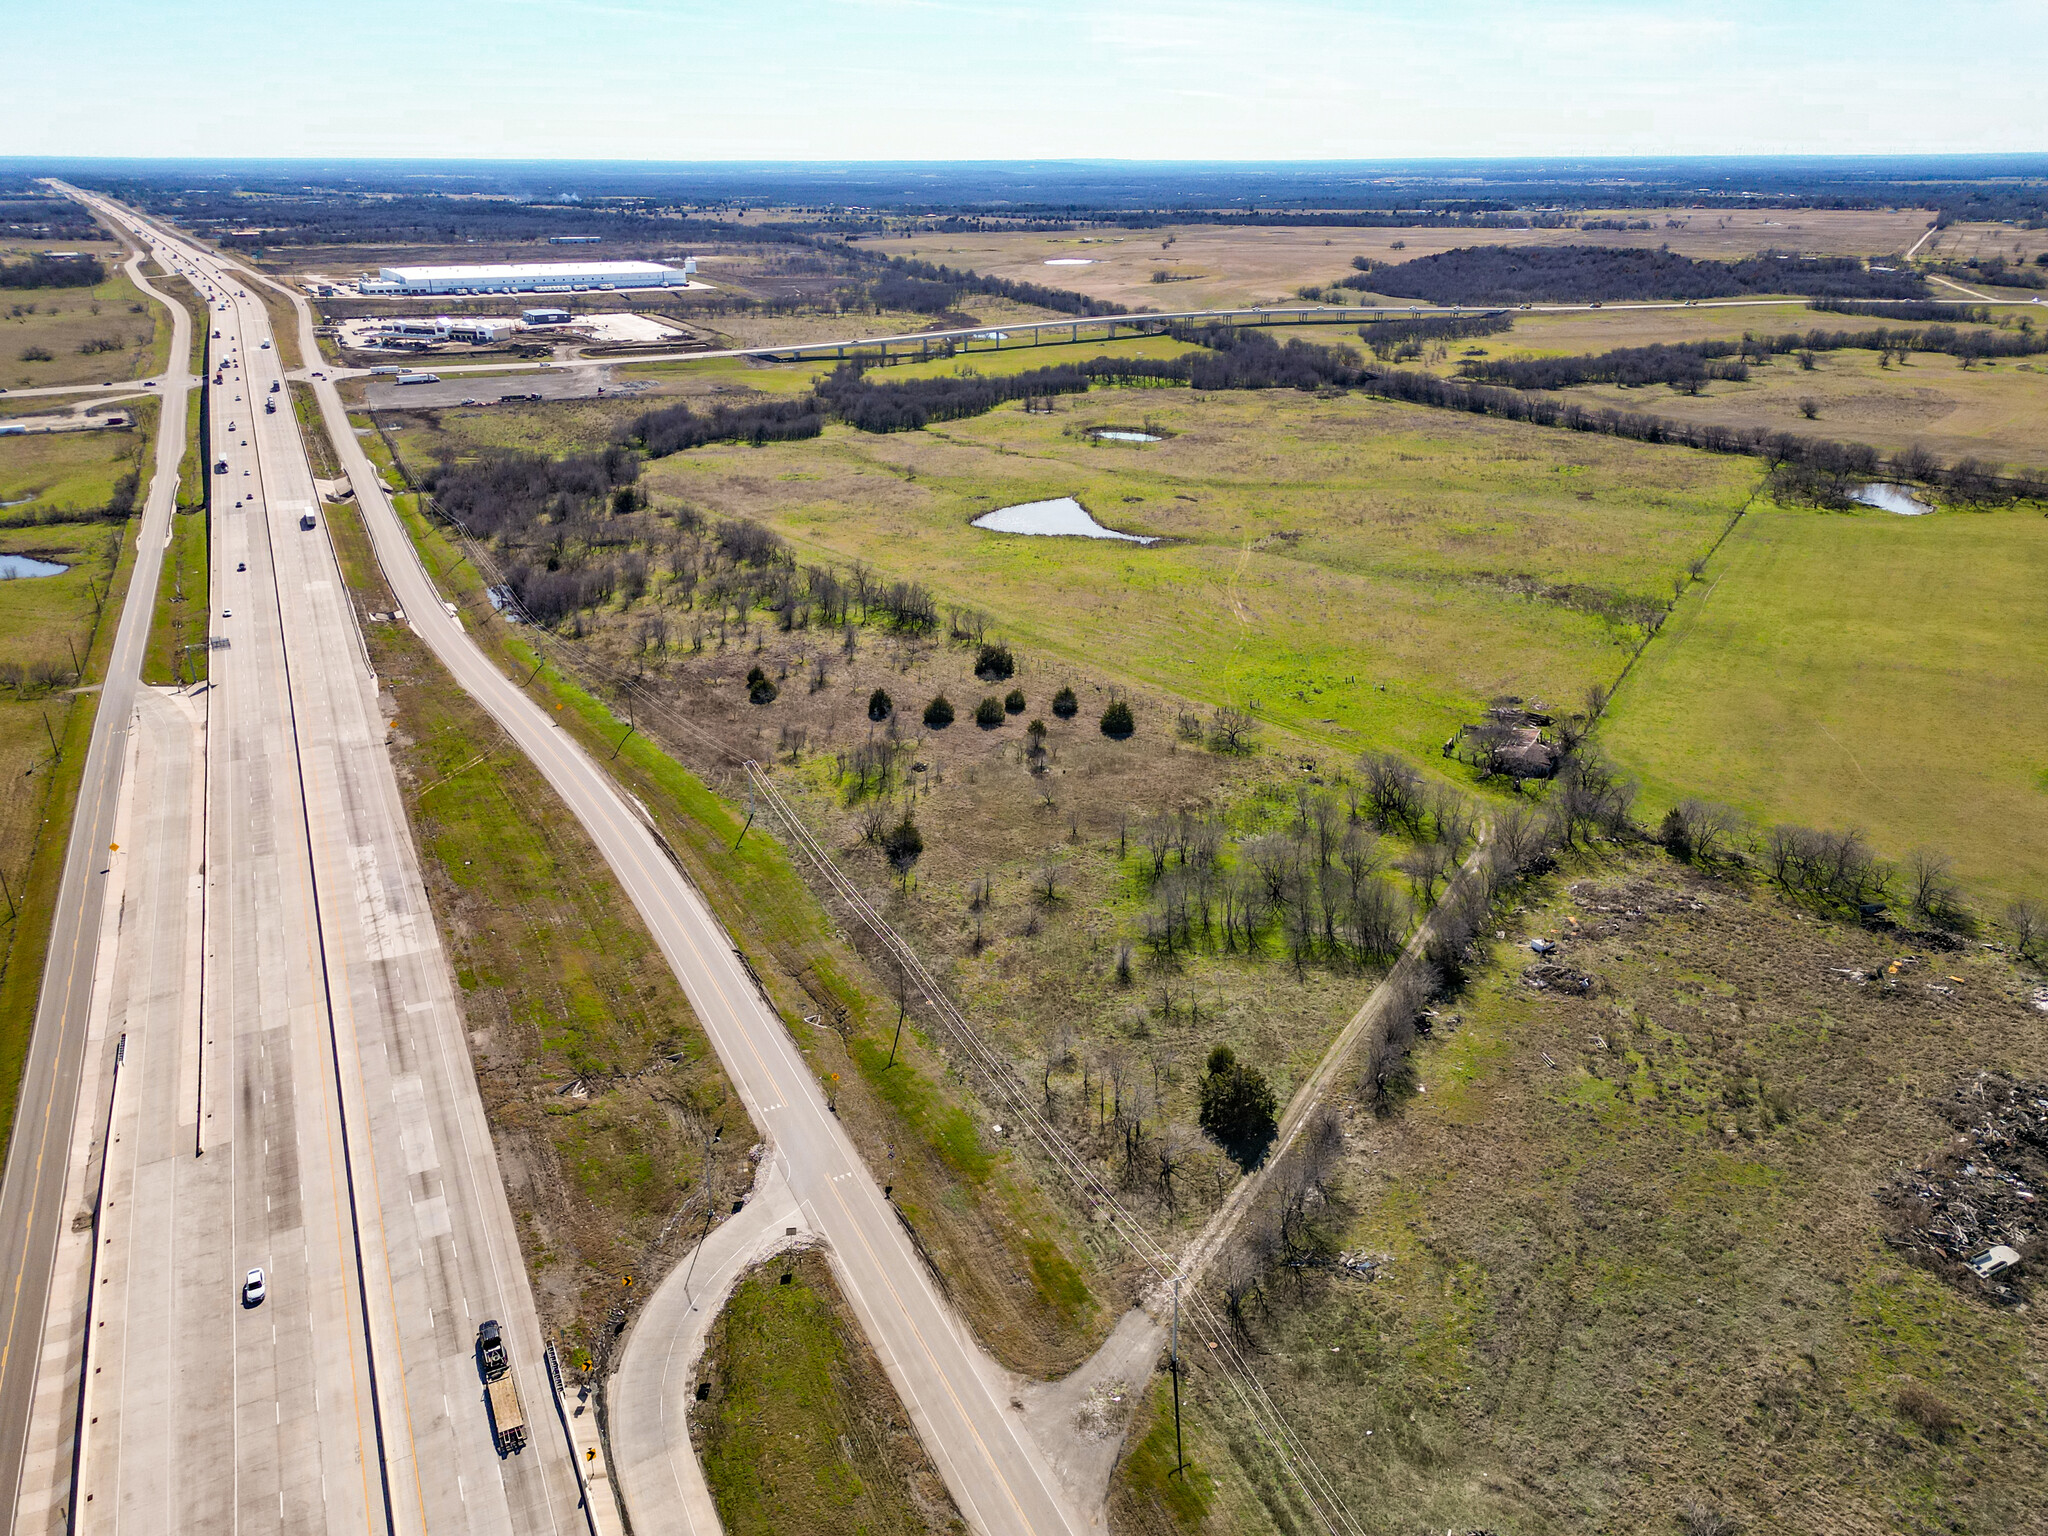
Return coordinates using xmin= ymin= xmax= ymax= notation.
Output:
xmin=222 ymin=609 xmax=232 ymax=618
xmin=477 ymin=1319 xmax=508 ymax=1378
xmin=243 ymin=1269 xmax=265 ymax=1306
xmin=237 ymin=562 xmax=246 ymax=572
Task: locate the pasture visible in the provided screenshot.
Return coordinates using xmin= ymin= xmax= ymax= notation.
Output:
xmin=1604 ymin=504 xmax=2048 ymax=908
xmin=890 ymin=208 xmax=1936 ymax=314
xmin=3 ymin=268 xmax=168 ymax=390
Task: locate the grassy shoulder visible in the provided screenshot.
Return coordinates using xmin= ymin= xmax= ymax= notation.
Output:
xmin=0 ymin=418 xmax=150 ymax=514
xmin=0 ymin=510 xmax=140 ymax=1157
xmin=290 ymin=382 xmax=341 ymax=479
xmin=692 ymin=1248 xmax=964 ymax=1536
xmin=320 ymin=489 xmax=748 ymax=1364
xmin=1605 ymin=503 xmax=2048 ymax=909
xmin=1146 ymin=851 xmax=2048 ymax=1535
xmin=371 ymin=451 xmax=1114 ymax=1374
xmin=140 ymin=505 xmax=207 ymax=685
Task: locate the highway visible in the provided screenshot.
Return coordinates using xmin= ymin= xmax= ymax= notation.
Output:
xmin=3 ymin=193 xmax=586 ymax=1536
xmin=0 ymin=227 xmax=194 ymax=1536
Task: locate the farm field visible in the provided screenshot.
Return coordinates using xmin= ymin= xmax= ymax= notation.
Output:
xmin=887 ymin=208 xmax=1936 ymax=314
xmin=1604 ymin=504 xmax=2048 ymax=909
xmin=611 ymin=385 xmax=1754 ymax=761
xmin=3 ymin=266 xmax=168 ymax=390
xmin=1551 ymin=349 xmax=2048 ymax=472
xmin=1120 ymin=855 xmax=2048 ymax=1536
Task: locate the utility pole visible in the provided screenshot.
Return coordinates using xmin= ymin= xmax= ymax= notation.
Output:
xmin=886 ymin=958 xmax=909 ymax=1068
xmin=732 ymin=788 xmax=755 ymax=849
xmin=1170 ymin=1275 xmax=1186 ymax=1479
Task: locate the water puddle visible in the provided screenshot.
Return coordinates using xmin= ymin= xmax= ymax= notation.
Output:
xmin=1852 ymin=483 xmax=1934 ymax=515
xmin=1044 ymin=258 xmax=1094 ymax=266
xmin=0 ymin=554 xmax=70 ymax=579
xmin=971 ymin=496 xmax=1155 ymax=543
xmin=1092 ymin=430 xmax=1161 ymax=443
xmin=0 ymin=495 xmax=37 ymax=509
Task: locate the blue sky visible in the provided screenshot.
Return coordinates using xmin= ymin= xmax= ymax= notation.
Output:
xmin=7 ymin=0 xmax=2041 ymax=160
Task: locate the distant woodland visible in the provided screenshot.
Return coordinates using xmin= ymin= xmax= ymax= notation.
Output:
xmin=1351 ymin=246 xmax=1930 ymax=304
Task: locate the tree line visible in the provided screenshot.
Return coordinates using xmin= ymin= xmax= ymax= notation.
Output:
xmin=1351 ymin=245 xmax=1930 ymax=305
xmin=1354 ymin=312 xmax=1514 ymax=361
xmin=0 ymin=254 xmax=106 ymax=289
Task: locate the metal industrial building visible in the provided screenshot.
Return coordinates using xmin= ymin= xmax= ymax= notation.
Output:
xmin=359 ymin=258 xmax=696 ymax=295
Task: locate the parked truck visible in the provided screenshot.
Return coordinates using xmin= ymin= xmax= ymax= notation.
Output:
xmin=486 ymin=1376 xmax=527 ymax=1453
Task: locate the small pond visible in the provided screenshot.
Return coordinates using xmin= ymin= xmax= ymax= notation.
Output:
xmin=1852 ymin=483 xmax=1934 ymax=516
xmin=1092 ymin=429 xmax=1161 ymax=443
xmin=971 ymin=497 xmax=1156 ymax=544
xmin=0 ymin=554 xmax=70 ymax=580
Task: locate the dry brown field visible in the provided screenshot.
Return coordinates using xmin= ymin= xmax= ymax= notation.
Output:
xmin=886 ymin=208 xmax=1939 ymax=313
xmin=1920 ymin=221 xmax=2048 ymax=265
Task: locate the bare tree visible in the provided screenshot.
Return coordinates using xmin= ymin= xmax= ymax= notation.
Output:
xmin=2006 ymin=899 xmax=2042 ymax=962
xmin=1905 ymin=847 xmax=1966 ymax=928
xmin=1208 ymin=705 xmax=1259 ymax=754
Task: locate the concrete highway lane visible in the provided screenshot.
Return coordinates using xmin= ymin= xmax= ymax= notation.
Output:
xmin=0 ymin=226 xmax=195 ymax=1536
xmin=3 ymin=192 xmax=585 ymax=1536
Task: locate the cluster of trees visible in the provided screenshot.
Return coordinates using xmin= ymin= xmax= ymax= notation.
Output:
xmin=422 ymin=447 xmax=641 ymax=540
xmin=0 ymin=254 xmax=106 ymax=289
xmin=1461 ymin=341 xmax=1752 ymax=392
xmin=622 ymin=396 xmax=825 ymax=457
xmin=814 ymin=360 xmax=1095 ymax=433
xmin=1809 ymin=299 xmax=1995 ymax=323
xmin=840 ymin=247 xmax=1129 ymax=319
xmin=1352 ymin=366 xmax=2046 ymax=502
xmin=1353 ymin=312 xmax=1513 ymax=361
xmin=1361 ymin=245 xmax=1929 ymax=305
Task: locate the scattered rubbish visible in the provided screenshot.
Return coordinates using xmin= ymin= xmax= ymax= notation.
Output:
xmin=1332 ymin=1250 xmax=1391 ymax=1280
xmin=1882 ymin=1072 xmax=2047 ymax=1294
xmin=1523 ymin=963 xmax=1596 ymax=995
xmin=1529 ymin=938 xmax=1556 ymax=955
xmin=1967 ymin=1245 xmax=2022 ymax=1279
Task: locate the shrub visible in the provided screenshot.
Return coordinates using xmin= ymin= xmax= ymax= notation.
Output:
xmin=1100 ymin=699 xmax=1134 ymax=738
xmin=882 ymin=811 xmax=924 ymax=869
xmin=1197 ymin=1046 xmax=1278 ymax=1168
xmin=1003 ymin=687 xmax=1025 ymax=714
xmin=974 ymin=696 xmax=1003 ymax=727
xmin=867 ymin=687 xmax=892 ymax=721
xmin=974 ymin=641 xmax=1015 ymax=680
xmin=745 ymin=666 xmax=778 ymax=705
xmin=1894 ymin=1383 xmax=1963 ymax=1442
xmin=19 ymin=346 xmax=52 ymax=363
xmin=922 ymin=694 xmax=954 ymax=728
xmin=1051 ymin=686 xmax=1079 ymax=719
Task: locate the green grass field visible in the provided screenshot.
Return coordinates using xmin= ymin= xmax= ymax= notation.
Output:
xmin=140 ymin=507 xmax=207 ymax=685
xmin=693 ymin=1249 xmax=962 ymax=1535
xmin=3 ymin=269 xmax=167 ymax=390
xmin=623 ymin=385 xmax=1755 ymax=763
xmin=0 ymin=423 xmax=148 ymax=515
xmin=1604 ymin=504 xmax=2048 ymax=909
xmin=0 ymin=511 xmax=138 ymax=1158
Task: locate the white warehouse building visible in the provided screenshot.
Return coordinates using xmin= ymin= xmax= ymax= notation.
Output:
xmin=360 ymin=258 xmax=696 ymax=296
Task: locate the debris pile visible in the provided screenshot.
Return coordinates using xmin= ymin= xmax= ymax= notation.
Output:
xmin=1882 ymin=1073 xmax=2048 ymax=1293
xmin=1522 ymin=962 xmax=1597 ymax=995
xmin=1331 ymin=1250 xmax=1392 ymax=1280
